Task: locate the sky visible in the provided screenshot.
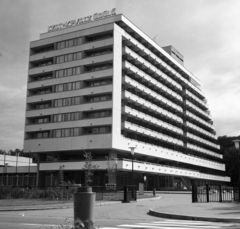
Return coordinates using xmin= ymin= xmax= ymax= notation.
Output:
xmin=0 ymin=0 xmax=239 ymax=151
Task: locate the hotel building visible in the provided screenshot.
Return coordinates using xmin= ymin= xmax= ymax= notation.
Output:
xmin=23 ymin=10 xmax=230 ymax=189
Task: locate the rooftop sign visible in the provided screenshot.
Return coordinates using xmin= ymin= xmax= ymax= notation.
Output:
xmin=48 ymin=8 xmax=116 ymax=32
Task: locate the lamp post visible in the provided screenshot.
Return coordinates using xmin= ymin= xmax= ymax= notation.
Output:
xmin=114 ymin=158 xmax=118 ymax=189
xmin=2 ymin=150 xmax=6 ymax=185
xmin=144 ymin=175 xmax=147 ymax=191
xmin=27 ymin=157 xmax=31 ymax=187
xmin=4 ymin=163 xmax=9 ymax=186
xmin=15 ymin=150 xmax=19 ymax=186
xmin=233 ymin=139 xmax=240 ymax=184
xmin=129 ymin=147 xmax=136 ymax=187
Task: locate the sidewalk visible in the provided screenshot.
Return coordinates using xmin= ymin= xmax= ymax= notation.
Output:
xmin=149 ymin=193 xmax=240 ymax=223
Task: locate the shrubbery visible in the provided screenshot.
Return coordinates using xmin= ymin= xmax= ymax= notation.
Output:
xmin=0 ymin=185 xmax=77 ymax=200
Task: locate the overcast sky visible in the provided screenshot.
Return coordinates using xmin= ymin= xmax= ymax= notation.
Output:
xmin=0 ymin=0 xmax=239 ymax=151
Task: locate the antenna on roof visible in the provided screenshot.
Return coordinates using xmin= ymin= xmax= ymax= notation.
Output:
xmin=153 ymin=34 xmax=158 ymax=42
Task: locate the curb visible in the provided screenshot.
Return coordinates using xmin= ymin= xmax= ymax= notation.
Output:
xmin=0 ymin=206 xmax=72 ymax=211
xmin=148 ymin=209 xmax=240 ymax=223
xmin=0 ymin=196 xmax=160 ymax=211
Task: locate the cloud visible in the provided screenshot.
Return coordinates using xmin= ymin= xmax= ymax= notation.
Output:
xmin=0 ymin=84 xmax=26 ymax=150
xmin=0 ymin=52 xmax=3 ymax=57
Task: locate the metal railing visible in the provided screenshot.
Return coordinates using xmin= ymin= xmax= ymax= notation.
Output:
xmin=192 ymin=184 xmax=240 ymax=203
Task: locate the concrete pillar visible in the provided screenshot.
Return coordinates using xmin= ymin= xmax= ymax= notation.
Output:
xmin=36 ymin=154 xmax=46 ymax=187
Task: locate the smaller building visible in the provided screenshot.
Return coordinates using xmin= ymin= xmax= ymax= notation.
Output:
xmin=0 ymin=154 xmax=37 ymax=186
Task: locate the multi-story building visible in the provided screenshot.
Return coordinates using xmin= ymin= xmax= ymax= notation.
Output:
xmin=23 ymin=10 xmax=230 ymax=189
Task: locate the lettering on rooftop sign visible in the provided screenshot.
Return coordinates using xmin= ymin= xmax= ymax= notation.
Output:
xmin=48 ymin=8 xmax=116 ymax=32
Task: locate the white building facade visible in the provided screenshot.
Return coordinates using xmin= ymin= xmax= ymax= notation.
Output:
xmin=23 ymin=11 xmax=230 ymax=189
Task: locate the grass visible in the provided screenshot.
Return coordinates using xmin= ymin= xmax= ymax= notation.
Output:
xmin=0 ymin=199 xmax=72 ymax=207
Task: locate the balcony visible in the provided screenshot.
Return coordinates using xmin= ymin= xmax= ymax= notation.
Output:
xmin=123 ymin=91 xmax=183 ymax=124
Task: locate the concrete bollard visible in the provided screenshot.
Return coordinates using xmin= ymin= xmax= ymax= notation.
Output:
xmin=74 ymin=186 xmax=96 ymax=223
xmin=153 ymin=188 xmax=156 ymax=196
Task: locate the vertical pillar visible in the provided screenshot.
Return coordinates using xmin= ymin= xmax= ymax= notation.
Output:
xmin=111 ymin=24 xmax=123 ymax=149
xmin=206 ymin=184 xmax=209 ymax=203
xmin=36 ymin=154 xmax=46 ymax=187
xmin=219 ymin=185 xmax=222 ymax=202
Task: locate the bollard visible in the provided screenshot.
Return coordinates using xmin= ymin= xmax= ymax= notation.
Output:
xmin=153 ymin=188 xmax=156 ymax=196
xmin=123 ymin=186 xmax=129 ymax=203
xmin=74 ymin=186 xmax=96 ymax=223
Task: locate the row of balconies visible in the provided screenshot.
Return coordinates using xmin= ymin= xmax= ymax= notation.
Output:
xmin=186 ymin=90 xmax=208 ymax=110
xmin=124 ymin=60 xmax=183 ymax=97
xmin=30 ymin=32 xmax=112 ymax=56
xmin=30 ymin=46 xmax=113 ymax=70
xmin=124 ymin=91 xmax=183 ymax=123
xmin=124 ymin=76 xmax=183 ymax=112
xmin=124 ymin=121 xmax=184 ymax=146
xmin=186 ymin=132 xmax=220 ymax=150
xmin=186 ymin=121 xmax=217 ymax=140
xmin=121 ymin=136 xmax=225 ymax=171
xmin=125 ymin=73 xmax=183 ymax=102
xmin=124 ymin=106 xmax=183 ymax=135
xmin=122 ymin=33 xmax=205 ymax=99
xmin=186 ymin=111 xmax=213 ymax=130
xmin=38 ymin=158 xmax=229 ymax=182
xmin=121 ymin=160 xmax=228 ymax=181
xmin=186 ymin=101 xmax=211 ymax=121
xmin=124 ymin=105 xmax=221 ymax=160
xmin=123 ymin=69 xmax=215 ymax=133
xmin=187 ymin=143 xmax=222 ymax=159
xmin=124 ymin=47 xmax=182 ymax=91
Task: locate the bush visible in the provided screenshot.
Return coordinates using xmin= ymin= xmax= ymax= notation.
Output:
xmin=0 ymin=186 xmax=12 ymax=199
xmin=11 ymin=187 xmax=27 ymax=199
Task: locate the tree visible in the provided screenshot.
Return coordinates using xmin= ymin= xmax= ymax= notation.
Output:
xmin=82 ymin=151 xmax=99 ymax=186
xmin=105 ymin=156 xmax=115 ymax=183
xmin=218 ymin=135 xmax=240 ymax=183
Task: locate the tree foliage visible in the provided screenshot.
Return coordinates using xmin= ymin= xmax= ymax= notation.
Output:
xmin=82 ymin=151 xmax=99 ymax=186
xmin=218 ymin=135 xmax=240 ymax=183
xmin=105 ymin=156 xmax=115 ymax=179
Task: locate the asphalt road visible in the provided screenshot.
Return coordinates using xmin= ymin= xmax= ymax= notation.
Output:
xmin=0 ymin=195 xmax=240 ymax=229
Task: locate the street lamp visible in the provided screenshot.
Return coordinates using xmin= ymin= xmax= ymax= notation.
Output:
xmin=129 ymin=147 xmax=136 ymax=187
xmin=4 ymin=163 xmax=9 ymax=186
xmin=15 ymin=149 xmax=19 ymax=186
xmin=114 ymin=158 xmax=118 ymax=189
xmin=144 ymin=175 xmax=147 ymax=190
xmin=233 ymin=139 xmax=240 ymax=184
xmin=1 ymin=150 xmax=6 ymax=185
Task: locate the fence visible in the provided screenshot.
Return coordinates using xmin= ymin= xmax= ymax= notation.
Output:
xmin=0 ymin=185 xmax=137 ymax=202
xmin=192 ymin=184 xmax=240 ymax=203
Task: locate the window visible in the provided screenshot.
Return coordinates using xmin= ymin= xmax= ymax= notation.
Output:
xmin=37 ymin=133 xmax=42 ymax=138
xmin=68 ymin=39 xmax=74 ymax=47
xmin=36 ymin=103 xmax=51 ymax=109
xmin=65 ymin=129 xmax=70 ymax=137
xmin=73 ymin=128 xmax=80 ymax=136
xmin=86 ymin=126 xmax=111 ymax=135
xmin=56 ymin=129 xmax=61 ymax=137
xmin=37 ymin=118 xmax=43 ymax=124
xmin=57 ymin=37 xmax=82 ymax=50
xmin=52 ymin=127 xmax=81 ymax=138
xmin=87 ymin=64 xmax=112 ymax=72
xmin=87 ymin=94 xmax=111 ymax=103
xmin=58 ymin=99 xmax=63 ymax=107
xmin=56 ymin=66 xmax=81 ymax=79
xmin=43 ymin=132 xmax=49 ymax=138
xmin=56 ymin=52 xmax=82 ymax=64
xmin=99 ymin=127 xmax=107 ymax=133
